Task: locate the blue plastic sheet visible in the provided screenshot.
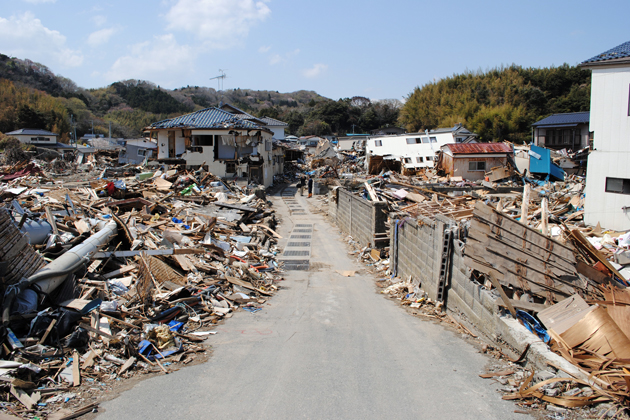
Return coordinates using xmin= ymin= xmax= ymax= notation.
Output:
xmin=516 ymin=310 xmax=550 ymax=343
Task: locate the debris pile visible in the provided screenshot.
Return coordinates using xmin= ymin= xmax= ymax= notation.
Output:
xmin=0 ymin=160 xmax=283 ymax=417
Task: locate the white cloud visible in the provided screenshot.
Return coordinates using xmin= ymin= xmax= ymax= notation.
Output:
xmin=269 ymin=48 xmax=299 ymax=65
xmin=87 ymin=27 xmax=117 ymax=47
xmin=0 ymin=12 xmax=83 ymax=67
xmin=302 ymin=63 xmax=328 ymax=78
xmin=105 ymin=34 xmax=196 ymax=85
xmin=92 ymin=15 xmax=107 ymax=27
xmin=258 ymin=45 xmax=271 ymax=53
xmin=22 ymin=0 xmax=56 ymax=3
xmin=165 ymin=0 xmax=270 ymax=47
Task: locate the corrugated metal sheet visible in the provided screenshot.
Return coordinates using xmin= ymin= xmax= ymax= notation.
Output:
xmin=532 ymin=111 xmax=590 ymax=127
xmin=582 ymin=40 xmax=630 ymax=64
xmin=150 ymin=107 xmax=263 ymax=130
xmin=445 ymin=143 xmax=513 ymax=154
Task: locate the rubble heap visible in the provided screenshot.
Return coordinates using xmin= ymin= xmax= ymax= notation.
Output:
xmin=0 ymin=159 xmax=283 ymax=418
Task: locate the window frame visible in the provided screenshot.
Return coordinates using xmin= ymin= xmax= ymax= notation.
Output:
xmin=605 ymin=177 xmax=630 ymax=195
xmin=468 ymin=161 xmax=486 ymax=171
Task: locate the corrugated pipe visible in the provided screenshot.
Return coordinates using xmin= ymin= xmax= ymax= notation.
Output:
xmin=2 ymin=220 xmax=118 ymax=326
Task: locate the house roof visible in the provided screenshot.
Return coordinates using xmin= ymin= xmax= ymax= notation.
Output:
xmin=430 ymin=124 xmax=475 ymax=135
xmin=259 ymin=116 xmax=288 ymax=127
xmin=532 ymin=111 xmax=590 ymax=127
xmin=581 ymin=40 xmax=630 ymax=65
xmin=149 ymin=107 xmax=265 ymax=130
xmin=443 ymin=143 xmax=513 ymax=155
xmin=6 ymin=128 xmax=58 ymax=136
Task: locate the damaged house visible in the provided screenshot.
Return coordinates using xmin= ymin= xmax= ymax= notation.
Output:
xmin=437 ymin=143 xmax=514 ymax=181
xmin=365 ymin=124 xmax=478 ymax=174
xmin=149 ymin=107 xmax=275 ymax=187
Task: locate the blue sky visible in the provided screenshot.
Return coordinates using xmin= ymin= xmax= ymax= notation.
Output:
xmin=0 ymin=0 xmax=629 ymax=101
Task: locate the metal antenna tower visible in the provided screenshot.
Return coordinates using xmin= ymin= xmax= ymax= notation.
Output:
xmin=209 ymin=69 xmax=227 ymax=91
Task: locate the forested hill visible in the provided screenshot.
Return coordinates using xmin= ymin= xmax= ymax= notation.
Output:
xmin=400 ymin=64 xmax=591 ymax=143
xmin=0 ymin=53 xmax=590 ymax=143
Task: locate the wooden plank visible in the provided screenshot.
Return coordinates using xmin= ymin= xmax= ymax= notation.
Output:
xmin=10 ymin=385 xmax=35 ymax=409
xmin=118 ymin=356 xmax=136 ymax=376
xmin=225 ymin=276 xmax=272 ymax=296
xmin=38 ymin=319 xmax=56 ymax=345
xmin=79 ymin=323 xmax=114 ymax=340
xmin=487 ymin=273 xmax=517 ymax=317
xmin=101 ymin=265 xmax=135 ymax=279
xmin=72 ymin=350 xmax=80 ymax=387
xmin=472 ymin=201 xmax=576 ymax=260
xmin=215 ymin=202 xmax=257 ymax=212
xmin=81 ymin=350 xmax=97 ymax=369
xmin=468 ymin=224 xmax=577 ymax=275
xmin=465 ymin=240 xmax=574 ymax=298
xmin=92 ymin=248 xmax=205 ymax=259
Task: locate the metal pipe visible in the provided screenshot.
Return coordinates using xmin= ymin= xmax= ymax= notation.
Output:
xmin=2 ymin=220 xmax=118 ymax=326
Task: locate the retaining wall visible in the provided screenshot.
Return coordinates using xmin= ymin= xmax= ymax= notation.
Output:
xmin=328 ymin=188 xmax=388 ymax=248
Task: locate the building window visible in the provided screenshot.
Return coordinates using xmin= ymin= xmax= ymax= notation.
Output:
xmin=137 ymin=149 xmax=147 ymax=157
xmin=430 ymin=137 xmax=437 ymax=143
xmin=374 ymin=140 xmax=382 ymax=147
xmin=416 ymin=157 xmax=424 ymax=163
xmin=403 ymin=157 xmax=412 ymax=163
xmin=468 ymin=161 xmax=486 ymax=171
xmin=426 ymin=156 xmax=434 ymax=161
xmin=605 ymin=177 xmax=630 ymax=195
xmin=226 ymin=161 xmax=236 ymax=174
xmin=193 ymin=135 xmax=213 ymax=146
xmin=407 ymin=137 xmax=421 ymax=144
xmin=265 ymin=140 xmax=271 ymax=151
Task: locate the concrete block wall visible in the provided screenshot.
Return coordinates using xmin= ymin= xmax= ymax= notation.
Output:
xmin=328 ymin=188 xmax=388 ymax=248
xmin=391 ymin=216 xmax=501 ymax=339
xmin=391 ymin=216 xmax=442 ymax=301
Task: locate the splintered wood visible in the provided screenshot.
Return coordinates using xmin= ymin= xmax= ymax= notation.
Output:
xmin=465 ymin=201 xmax=582 ymax=304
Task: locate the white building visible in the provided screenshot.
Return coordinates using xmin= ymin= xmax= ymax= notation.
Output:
xmin=6 ymin=128 xmax=58 ymax=145
xmin=366 ymin=125 xmax=477 ymax=171
xmin=148 ymin=107 xmax=275 ymax=187
xmin=581 ymin=40 xmax=630 ymax=230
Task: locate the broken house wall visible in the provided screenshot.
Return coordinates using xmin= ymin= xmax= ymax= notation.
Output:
xmin=441 ymin=154 xmax=509 ymax=181
xmin=390 ymin=215 xmax=500 ymax=338
xmin=329 ymin=188 xmax=388 ymax=248
xmin=157 ymin=130 xmax=186 ymax=159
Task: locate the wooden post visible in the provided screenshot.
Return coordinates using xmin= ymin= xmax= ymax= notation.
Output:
xmin=520 ymin=184 xmax=530 ymax=225
xmin=540 ymin=198 xmax=549 ymax=236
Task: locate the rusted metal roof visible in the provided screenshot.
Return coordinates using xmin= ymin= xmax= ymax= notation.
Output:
xmin=444 ymin=143 xmax=513 ymax=154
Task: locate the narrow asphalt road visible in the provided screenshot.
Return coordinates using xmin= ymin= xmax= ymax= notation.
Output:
xmin=98 ymin=185 xmax=527 ymax=419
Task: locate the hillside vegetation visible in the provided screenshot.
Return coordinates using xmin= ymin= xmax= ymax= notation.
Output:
xmin=400 ymin=64 xmax=591 ymax=143
xmin=0 ymin=54 xmax=590 ymax=143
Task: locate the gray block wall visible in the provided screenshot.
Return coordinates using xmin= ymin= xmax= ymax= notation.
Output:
xmin=328 ymin=188 xmax=388 ymax=248
xmin=391 ymin=216 xmax=500 ymax=339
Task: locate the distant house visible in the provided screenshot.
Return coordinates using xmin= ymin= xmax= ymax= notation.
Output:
xmin=581 ymin=40 xmax=630 ymax=230
xmin=119 ymin=138 xmax=157 ymax=165
xmin=438 ymin=143 xmax=513 ymax=181
xmin=219 ymin=104 xmax=288 ymax=140
xmin=532 ymin=112 xmax=591 ymax=150
xmin=430 ymin=123 xmax=477 ymax=143
xmin=365 ymin=124 xmax=478 ymax=173
xmin=148 ymin=107 xmax=275 ymax=187
xmin=6 ymin=128 xmax=58 ymax=145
